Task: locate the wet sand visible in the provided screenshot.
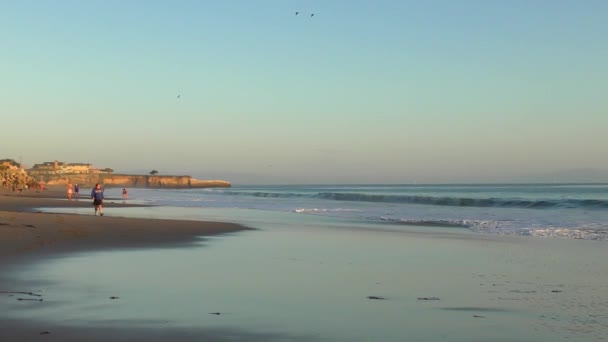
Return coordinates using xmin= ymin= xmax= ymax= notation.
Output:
xmin=0 ymin=188 xmax=250 ymax=341
xmin=0 ymin=188 xmax=247 ymax=258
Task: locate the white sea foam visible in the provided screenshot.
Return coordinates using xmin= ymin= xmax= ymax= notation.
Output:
xmin=294 ymin=208 xmax=361 ymax=213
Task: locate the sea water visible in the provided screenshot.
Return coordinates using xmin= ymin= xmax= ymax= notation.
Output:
xmin=3 ymin=184 xmax=608 ymax=341
xmin=110 ymin=184 xmax=608 ymax=240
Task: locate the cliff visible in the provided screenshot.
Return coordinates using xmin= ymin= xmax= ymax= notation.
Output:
xmin=1 ymin=163 xmax=39 ymax=189
xmin=32 ymin=174 xmax=231 ymax=189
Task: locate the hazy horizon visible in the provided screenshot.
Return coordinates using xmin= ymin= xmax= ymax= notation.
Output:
xmin=94 ymin=167 xmax=608 ymax=185
xmin=2 ymin=1 xmax=607 ymax=184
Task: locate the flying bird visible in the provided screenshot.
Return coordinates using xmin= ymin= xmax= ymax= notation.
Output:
xmin=310 ymin=13 xmax=314 ymax=17
xmin=177 ymin=94 xmax=181 ymax=99
xmin=295 ymin=11 xmax=299 ymax=16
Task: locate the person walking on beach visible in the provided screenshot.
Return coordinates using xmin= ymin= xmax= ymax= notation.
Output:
xmin=74 ymin=184 xmax=80 ymax=199
xmin=91 ymin=183 xmax=104 ymax=216
xmin=122 ymin=188 xmax=128 ymax=200
xmin=67 ymin=182 xmax=73 ymax=200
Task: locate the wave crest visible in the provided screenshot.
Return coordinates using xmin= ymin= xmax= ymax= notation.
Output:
xmin=211 ymin=190 xmax=608 ymax=209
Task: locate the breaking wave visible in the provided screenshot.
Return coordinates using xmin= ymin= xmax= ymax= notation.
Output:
xmin=211 ymin=190 xmax=608 ymax=210
xmin=337 ymin=216 xmax=608 ymax=240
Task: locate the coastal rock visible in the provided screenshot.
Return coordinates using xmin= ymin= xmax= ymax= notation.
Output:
xmin=39 ymin=174 xmax=231 ymax=189
xmin=0 ymin=160 xmax=38 ymax=190
xmin=366 ymin=296 xmax=386 ymax=300
xmin=189 ymin=179 xmax=231 ymax=188
xmin=417 ymin=297 xmax=440 ymax=301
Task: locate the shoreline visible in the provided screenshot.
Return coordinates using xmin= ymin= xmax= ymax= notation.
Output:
xmin=0 ymin=187 xmax=250 ymax=265
xmin=0 ymin=188 xmax=255 ymax=341
xmin=2 ymin=188 xmax=607 ymax=341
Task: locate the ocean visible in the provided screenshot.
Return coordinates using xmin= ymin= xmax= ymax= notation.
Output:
xmin=118 ymin=183 xmax=608 ymax=240
xmin=9 ymin=183 xmax=608 ymax=341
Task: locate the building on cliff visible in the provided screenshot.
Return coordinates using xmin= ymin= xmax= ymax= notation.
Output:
xmin=64 ymin=163 xmax=95 ymax=174
xmin=24 ymin=160 xmax=230 ymax=189
xmin=29 ymin=160 xmax=113 ymax=175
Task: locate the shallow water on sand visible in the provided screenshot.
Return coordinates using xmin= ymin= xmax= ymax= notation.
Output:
xmin=3 ymin=207 xmax=608 ymax=341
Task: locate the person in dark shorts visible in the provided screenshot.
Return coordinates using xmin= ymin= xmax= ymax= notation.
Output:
xmin=91 ymin=183 xmax=104 ymax=216
xmin=74 ymin=184 xmax=80 ymax=199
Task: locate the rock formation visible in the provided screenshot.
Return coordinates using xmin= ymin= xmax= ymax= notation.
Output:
xmin=2 ymin=158 xmax=230 ymax=189
xmin=33 ymin=173 xmax=230 ymax=189
xmin=0 ymin=159 xmax=38 ymax=190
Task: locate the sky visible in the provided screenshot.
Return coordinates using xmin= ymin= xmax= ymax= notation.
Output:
xmin=1 ymin=0 xmax=607 ymax=184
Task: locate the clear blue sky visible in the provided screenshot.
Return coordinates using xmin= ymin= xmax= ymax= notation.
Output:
xmin=1 ymin=0 xmax=607 ymax=184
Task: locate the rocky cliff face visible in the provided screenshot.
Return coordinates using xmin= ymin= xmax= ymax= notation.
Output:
xmin=189 ymin=179 xmax=231 ymax=188
xmin=1 ymin=165 xmax=38 ymax=189
xmin=34 ymin=174 xmax=231 ymax=189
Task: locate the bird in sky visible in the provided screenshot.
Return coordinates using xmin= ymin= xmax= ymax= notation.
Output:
xmin=177 ymin=94 xmax=181 ymax=99
xmin=295 ymin=11 xmax=299 ymax=16
xmin=310 ymin=13 xmax=314 ymax=17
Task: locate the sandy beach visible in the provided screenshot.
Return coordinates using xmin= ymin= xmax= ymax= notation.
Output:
xmin=0 ymin=188 xmax=247 ymax=257
xmin=0 ymin=188 xmax=250 ymax=341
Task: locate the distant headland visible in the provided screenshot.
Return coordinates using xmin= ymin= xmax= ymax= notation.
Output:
xmin=4 ymin=159 xmax=230 ymax=189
